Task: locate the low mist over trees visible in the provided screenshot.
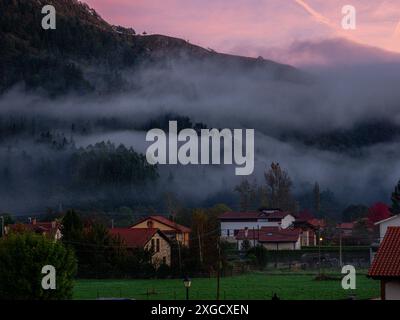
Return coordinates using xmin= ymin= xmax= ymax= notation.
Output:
xmin=0 ymin=141 xmax=158 ymax=211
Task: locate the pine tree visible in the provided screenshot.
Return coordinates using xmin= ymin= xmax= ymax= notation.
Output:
xmin=391 ymin=180 xmax=400 ymax=214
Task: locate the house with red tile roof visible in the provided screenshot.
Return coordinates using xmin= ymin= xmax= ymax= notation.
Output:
xmin=308 ymin=218 xmax=326 ymax=229
xmin=219 ymin=209 xmax=296 ymax=241
xmin=292 ymin=220 xmax=317 ymax=247
xmin=5 ymin=219 xmax=62 ymax=241
xmin=130 ymin=215 xmax=191 ymax=247
xmin=109 ymin=228 xmax=171 ymax=266
xmin=337 ymin=222 xmax=355 ymax=237
xmin=235 ymin=226 xmax=302 ymax=250
xmin=368 ymin=227 xmax=400 ymax=300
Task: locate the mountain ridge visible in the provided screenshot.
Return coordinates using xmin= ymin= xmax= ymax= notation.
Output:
xmin=0 ymin=0 xmax=308 ymax=95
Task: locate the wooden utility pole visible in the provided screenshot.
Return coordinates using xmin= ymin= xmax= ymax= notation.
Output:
xmin=318 ymin=228 xmax=322 ymax=276
xmin=216 ymin=237 xmax=221 ymax=300
xmin=198 ymin=229 xmax=203 ymax=265
xmin=177 ymin=240 xmax=182 ymax=273
xmin=339 ymin=229 xmax=343 ymax=267
xmin=0 ymin=216 xmax=4 ymax=238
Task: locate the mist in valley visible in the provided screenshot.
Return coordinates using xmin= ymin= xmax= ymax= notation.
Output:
xmin=1 ymin=54 xmax=400 ymax=215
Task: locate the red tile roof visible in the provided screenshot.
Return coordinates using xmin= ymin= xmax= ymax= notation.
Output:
xmin=219 ymin=211 xmax=262 ymax=220
xmin=368 ymin=227 xmax=400 ymax=278
xmin=109 ymin=228 xmax=159 ymax=248
xmin=8 ymin=221 xmax=60 ymax=236
xmin=308 ymin=218 xmax=326 ymax=228
xmin=132 ymin=216 xmax=191 ymax=233
xmin=236 ymin=226 xmax=301 ymax=243
xmin=337 ymin=222 xmax=355 ymax=230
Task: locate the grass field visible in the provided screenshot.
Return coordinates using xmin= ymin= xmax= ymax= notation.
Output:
xmin=73 ymin=272 xmax=380 ymax=300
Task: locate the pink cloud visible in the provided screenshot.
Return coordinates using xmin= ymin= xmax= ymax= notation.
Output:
xmin=84 ymin=0 xmax=400 ymax=56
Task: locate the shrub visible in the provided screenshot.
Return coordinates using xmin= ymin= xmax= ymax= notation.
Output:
xmin=0 ymin=232 xmax=77 ymax=300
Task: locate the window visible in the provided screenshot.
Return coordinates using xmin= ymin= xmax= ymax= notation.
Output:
xmin=156 ymin=239 xmax=160 ymax=252
xmin=151 ymin=239 xmax=155 ymax=251
xmin=147 ymin=220 xmax=154 ymax=228
xmin=162 ymin=257 xmax=166 ymax=265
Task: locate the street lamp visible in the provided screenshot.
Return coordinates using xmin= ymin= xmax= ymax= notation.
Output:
xmin=183 ymin=276 xmax=191 ymax=300
xmin=318 ymin=229 xmax=323 ymax=276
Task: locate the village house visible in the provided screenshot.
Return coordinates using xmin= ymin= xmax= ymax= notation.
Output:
xmin=308 ymin=218 xmax=326 ymax=230
xmin=130 ymin=215 xmax=191 ymax=247
xmin=292 ymin=219 xmax=317 ymax=247
xmin=5 ymin=219 xmax=62 ymax=241
xmin=235 ymin=226 xmax=302 ymax=250
xmin=336 ymin=222 xmax=355 ymax=237
xmin=109 ymin=228 xmax=171 ymax=267
xmin=219 ymin=209 xmax=296 ymax=241
xmin=368 ymin=226 xmax=400 ymax=300
xmin=375 ymin=214 xmax=400 ymax=242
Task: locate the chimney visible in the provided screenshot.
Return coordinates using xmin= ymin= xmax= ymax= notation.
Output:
xmin=32 ymin=218 xmax=37 ymax=225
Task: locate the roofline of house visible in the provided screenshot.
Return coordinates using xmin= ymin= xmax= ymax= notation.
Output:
xmin=131 ymin=216 xmax=190 ymax=233
xmin=374 ymin=214 xmax=399 ymax=225
xmin=367 ymin=275 xmax=400 ymax=280
xmin=149 ymin=229 xmax=172 ymax=245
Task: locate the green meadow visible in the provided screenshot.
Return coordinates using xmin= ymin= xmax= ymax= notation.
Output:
xmin=73 ymin=272 xmax=379 ymax=300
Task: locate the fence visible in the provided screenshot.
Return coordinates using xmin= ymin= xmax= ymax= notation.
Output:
xmin=228 ymin=246 xmax=372 ymax=274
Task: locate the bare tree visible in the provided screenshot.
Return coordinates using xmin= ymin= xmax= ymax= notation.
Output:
xmin=264 ymin=162 xmax=295 ymax=211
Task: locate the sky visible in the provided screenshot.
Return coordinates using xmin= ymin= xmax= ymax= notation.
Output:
xmin=84 ymin=0 xmax=400 ymax=57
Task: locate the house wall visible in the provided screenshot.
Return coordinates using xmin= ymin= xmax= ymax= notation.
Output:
xmin=385 ymin=281 xmax=400 ymax=300
xmin=144 ymin=233 xmax=171 ymax=267
xmin=379 ymin=216 xmax=400 ymax=241
xmin=220 ymin=221 xmax=279 ymax=238
xmin=237 ymin=239 xmax=301 ymax=250
xmin=175 ymin=231 xmax=190 ymax=247
xmin=132 ymin=219 xmax=190 ymax=247
xmin=300 ymin=230 xmax=316 ymax=247
xmin=221 ymin=215 xmax=296 ymax=238
xmin=262 ymin=240 xmax=301 ymax=250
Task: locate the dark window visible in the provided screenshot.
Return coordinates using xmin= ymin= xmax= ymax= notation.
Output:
xmin=162 ymin=257 xmax=166 ymax=265
xmin=151 ymin=239 xmax=155 ymax=251
xmin=147 ymin=220 xmax=154 ymax=228
xmin=156 ymin=239 xmax=160 ymax=252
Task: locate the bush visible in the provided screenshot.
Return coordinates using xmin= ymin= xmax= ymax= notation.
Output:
xmin=247 ymin=245 xmax=268 ymax=270
xmin=0 ymin=232 xmax=77 ymax=300
xmin=157 ymin=263 xmax=171 ymax=279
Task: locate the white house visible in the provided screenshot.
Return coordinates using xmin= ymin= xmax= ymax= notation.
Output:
xmin=375 ymin=215 xmax=400 ymax=242
xmin=219 ymin=210 xmax=296 ymax=240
